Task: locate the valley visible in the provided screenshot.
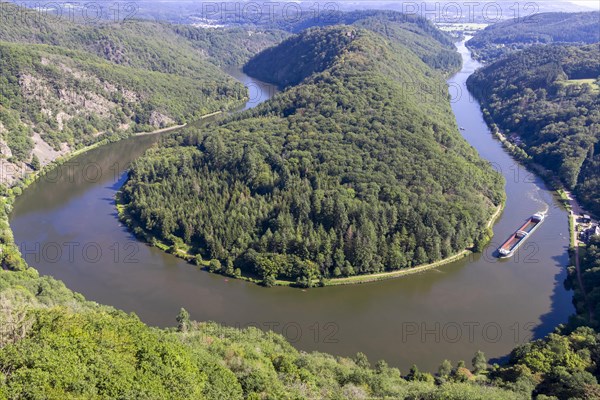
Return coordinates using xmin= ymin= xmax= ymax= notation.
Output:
xmin=0 ymin=4 xmax=599 ymax=398
xmin=10 ymin=40 xmax=573 ymax=375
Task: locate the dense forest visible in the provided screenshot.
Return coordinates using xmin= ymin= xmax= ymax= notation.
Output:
xmin=0 ymin=3 xmax=285 ymax=74
xmin=120 ymin=24 xmax=504 ymax=286
xmin=171 ymin=26 xmax=289 ymax=68
xmin=567 ymin=236 xmax=600 ymax=329
xmin=244 ymin=10 xmax=462 ymax=76
xmin=467 ymin=11 xmax=600 ymax=62
xmin=467 ymin=43 xmax=600 ymax=215
xmin=0 ymin=3 xmax=284 ymax=185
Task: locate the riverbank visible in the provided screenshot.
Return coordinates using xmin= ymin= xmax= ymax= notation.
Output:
xmin=10 ymin=110 xmax=230 ymax=198
xmin=473 ymin=73 xmax=600 ymax=323
xmin=477 ymin=101 xmax=598 ymax=245
xmin=11 ymin=123 xmax=185 ymax=198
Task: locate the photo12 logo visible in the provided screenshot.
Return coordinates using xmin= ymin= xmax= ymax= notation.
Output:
xmin=401 ymin=321 xmax=536 ymax=344
xmin=231 ymin=321 xmax=340 ymax=344
xmin=0 ymin=1 xmax=138 ymax=24
xmin=399 ymin=1 xmax=541 ymax=23
xmin=18 ymin=241 xmax=140 ymax=265
xmin=198 ymin=1 xmax=340 ymax=24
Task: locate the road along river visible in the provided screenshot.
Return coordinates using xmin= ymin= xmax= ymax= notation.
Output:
xmin=10 ymin=47 xmax=574 ymax=371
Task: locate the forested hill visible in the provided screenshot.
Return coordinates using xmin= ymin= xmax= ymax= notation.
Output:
xmin=467 ymin=11 xmax=600 ymax=62
xmin=295 ymin=10 xmax=462 ymax=73
xmin=0 ymin=3 xmax=287 ymax=184
xmin=0 ymin=42 xmax=245 ymax=168
xmin=243 ymin=27 xmax=356 ymax=87
xmin=0 ymin=3 xmax=286 ymax=72
xmin=350 ymin=13 xmax=461 ymax=72
xmin=120 ymin=26 xmax=504 ymax=286
xmin=246 ymin=10 xmax=461 ymax=76
xmin=467 ymin=44 xmax=600 ymax=215
xmin=0 ymin=3 xmax=284 ymax=185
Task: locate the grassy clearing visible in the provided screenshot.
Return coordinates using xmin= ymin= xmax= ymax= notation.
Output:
xmin=559 ymin=78 xmax=599 ymax=92
xmin=557 ymin=189 xmax=572 ymax=212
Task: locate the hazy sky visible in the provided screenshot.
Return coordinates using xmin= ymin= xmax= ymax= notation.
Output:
xmin=570 ymin=0 xmax=600 ymax=9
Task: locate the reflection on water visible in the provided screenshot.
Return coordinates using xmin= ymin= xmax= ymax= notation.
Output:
xmin=227 ymin=68 xmax=279 ymax=110
xmin=10 ymin=52 xmax=573 ymax=372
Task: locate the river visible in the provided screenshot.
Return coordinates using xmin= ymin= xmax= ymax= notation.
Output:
xmin=10 ymin=44 xmax=574 ymax=372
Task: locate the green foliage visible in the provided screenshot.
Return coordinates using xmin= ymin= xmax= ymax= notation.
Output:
xmin=172 ymin=26 xmax=289 ymax=67
xmin=406 ymin=364 xmax=435 ymax=383
xmin=472 ymin=350 xmax=487 ymax=374
xmin=208 ymin=259 xmax=222 ymax=273
xmin=437 ymin=360 xmax=453 ymax=381
xmin=176 ymin=307 xmax=191 ymax=333
xmin=468 ymin=11 xmax=600 ymax=62
xmin=468 ymin=43 xmax=600 ymax=215
xmin=0 ymin=3 xmax=279 ymax=79
xmin=491 ymin=327 xmax=600 ymax=399
xmin=245 ymin=26 xmax=357 ymax=87
xmin=566 ymin=236 xmax=600 ymax=329
xmin=29 ymin=154 xmax=40 ymax=171
xmin=0 ymin=3 xmax=282 ymax=167
xmin=0 ymin=40 xmax=245 ymax=162
xmin=243 ymin=9 xmax=461 ymax=73
xmin=0 ymin=307 xmax=210 ymax=399
xmin=121 ymin=26 xmax=503 ymax=284
xmin=245 ymin=10 xmax=461 ymax=82
xmin=0 ymin=260 xmax=524 ymax=399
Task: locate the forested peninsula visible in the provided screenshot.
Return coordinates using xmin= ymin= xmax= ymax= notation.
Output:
xmin=119 ymin=20 xmax=504 ymax=287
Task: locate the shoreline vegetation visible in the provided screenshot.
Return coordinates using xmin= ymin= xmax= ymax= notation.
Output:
xmin=478 ymin=104 xmax=595 ymax=241
xmin=466 ymin=41 xmax=600 ymax=219
xmin=0 ymin=106 xmax=232 ymax=272
xmin=473 ymin=41 xmax=598 ymax=326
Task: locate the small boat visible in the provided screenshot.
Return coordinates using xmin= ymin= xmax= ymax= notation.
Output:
xmin=498 ymin=213 xmax=545 ymax=258
xmin=460 ymin=127 xmax=466 ymax=131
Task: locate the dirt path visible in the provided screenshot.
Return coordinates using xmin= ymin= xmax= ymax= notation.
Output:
xmin=565 ymin=190 xmax=585 ymax=215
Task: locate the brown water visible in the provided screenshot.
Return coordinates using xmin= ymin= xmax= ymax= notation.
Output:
xmin=10 ymin=44 xmax=574 ymax=372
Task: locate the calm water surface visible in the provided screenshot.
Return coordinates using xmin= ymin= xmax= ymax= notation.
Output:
xmin=10 ymin=45 xmax=574 ymax=371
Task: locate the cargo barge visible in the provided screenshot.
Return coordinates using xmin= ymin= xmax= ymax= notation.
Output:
xmin=498 ymin=213 xmax=545 ymax=258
